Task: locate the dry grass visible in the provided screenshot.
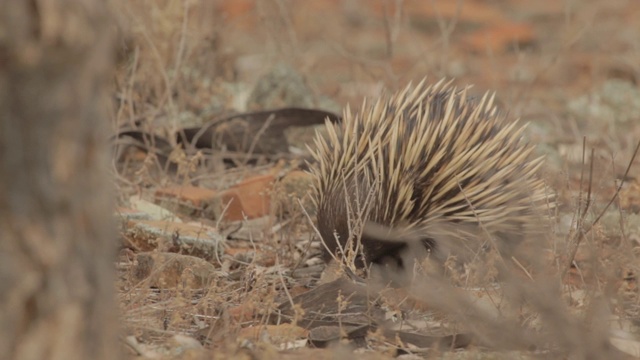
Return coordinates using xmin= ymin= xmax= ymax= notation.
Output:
xmin=110 ymin=0 xmax=640 ymax=358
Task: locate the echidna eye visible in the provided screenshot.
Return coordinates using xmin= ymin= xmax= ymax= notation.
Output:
xmin=354 ymin=254 xmax=367 ymax=269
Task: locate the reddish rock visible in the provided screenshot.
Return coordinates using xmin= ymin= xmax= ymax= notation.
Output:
xmin=114 ymin=207 xmax=151 ymax=234
xmin=403 ymin=0 xmax=507 ymax=24
xmin=215 ymin=0 xmax=254 ymax=18
xmin=228 ymin=302 xmax=257 ymax=322
xmin=155 ymin=185 xmax=217 ymax=208
xmin=224 ymin=246 xmax=276 ymax=267
xmin=214 ymin=0 xmax=257 ymax=31
xmin=278 ymin=170 xmax=312 ymax=190
xmin=155 ymin=185 xmax=218 ymax=218
xmin=217 ymin=174 xmax=275 ymax=221
xmin=132 ymin=252 xmax=220 ymax=290
xmin=463 ymin=22 xmax=536 ymax=53
xmin=273 ymin=170 xmax=315 ymax=216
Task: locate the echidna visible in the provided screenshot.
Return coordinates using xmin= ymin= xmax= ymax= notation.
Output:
xmin=309 ymin=79 xmax=550 ymax=269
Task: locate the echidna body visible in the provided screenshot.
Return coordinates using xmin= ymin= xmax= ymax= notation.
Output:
xmin=309 ymin=79 xmax=550 ymax=267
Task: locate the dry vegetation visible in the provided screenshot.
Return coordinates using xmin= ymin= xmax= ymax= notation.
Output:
xmin=111 ymin=0 xmax=640 ymax=359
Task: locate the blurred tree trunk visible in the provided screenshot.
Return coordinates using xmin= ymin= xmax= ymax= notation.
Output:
xmin=0 ymin=1 xmax=118 ymax=360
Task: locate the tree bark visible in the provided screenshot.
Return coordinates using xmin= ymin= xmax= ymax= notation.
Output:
xmin=0 ymin=1 xmax=118 ymax=360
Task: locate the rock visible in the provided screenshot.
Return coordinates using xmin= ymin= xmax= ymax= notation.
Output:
xmin=124 ymin=220 xmax=224 ymax=261
xmin=214 ymin=174 xmax=275 ymax=221
xmin=155 ymin=185 xmax=218 ymax=218
xmin=247 ymin=63 xmax=314 ymax=110
xmin=132 ymin=252 xmax=220 ymax=290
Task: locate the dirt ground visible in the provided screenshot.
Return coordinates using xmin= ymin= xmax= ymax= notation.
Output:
xmin=113 ymin=1 xmax=640 ymax=358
